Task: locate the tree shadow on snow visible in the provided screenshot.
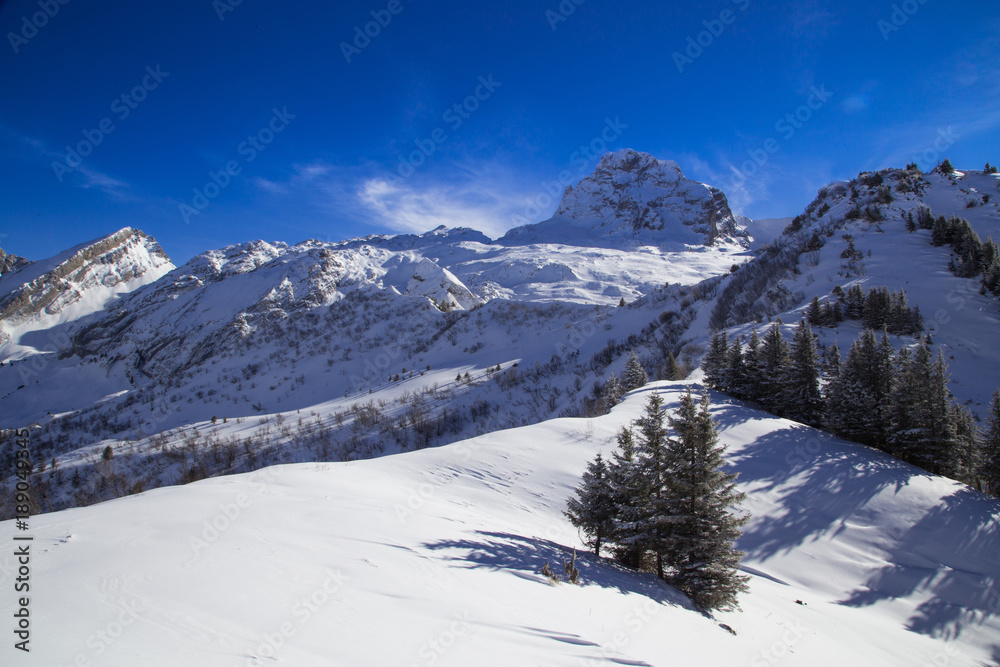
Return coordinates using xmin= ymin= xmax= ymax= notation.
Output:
xmin=839 ymin=487 xmax=1000 ymax=644
xmin=708 ymin=401 xmax=1000 ymax=646
xmin=421 ymin=530 xmax=692 ymax=610
xmin=719 ymin=410 xmax=915 ymax=561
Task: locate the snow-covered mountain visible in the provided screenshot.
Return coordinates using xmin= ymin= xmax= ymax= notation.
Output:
xmin=1 ymin=156 xmax=999 ymax=528
xmin=1 ymin=154 xmax=1000 ymax=665
xmin=500 ymin=149 xmax=749 ymax=248
xmin=0 ymin=227 xmax=173 ymax=359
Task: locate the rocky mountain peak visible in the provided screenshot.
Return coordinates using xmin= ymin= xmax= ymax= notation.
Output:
xmin=558 ymin=149 xmax=748 ymax=245
xmin=0 ymin=228 xmax=174 ymax=354
xmin=504 ymin=149 xmax=749 ymax=248
xmin=0 ymin=247 xmax=30 ymax=277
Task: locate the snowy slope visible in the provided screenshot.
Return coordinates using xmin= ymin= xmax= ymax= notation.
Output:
xmin=1 ymin=383 xmax=996 ymax=666
xmin=708 ymin=166 xmax=1000 ymax=418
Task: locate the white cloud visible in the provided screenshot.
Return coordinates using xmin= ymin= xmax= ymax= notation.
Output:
xmin=356 ymin=176 xmax=518 ymax=238
xmin=254 ymin=158 xmax=547 ymax=239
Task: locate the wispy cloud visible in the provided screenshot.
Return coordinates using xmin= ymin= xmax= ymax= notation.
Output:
xmin=357 ymin=176 xmax=517 ymax=238
xmin=0 ymin=124 xmax=131 ymax=198
xmin=253 ymin=158 xmax=540 ymax=239
xmin=841 ymin=95 xmax=869 ymax=113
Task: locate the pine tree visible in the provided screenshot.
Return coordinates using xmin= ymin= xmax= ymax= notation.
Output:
xmin=630 ymin=393 xmax=673 ymax=579
xmin=822 ymin=341 xmax=841 ymax=378
xmin=608 ymin=426 xmax=647 ymax=569
xmin=825 ymin=329 xmax=891 ymax=449
xmin=938 ymin=158 xmax=954 ymax=174
xmin=806 ymin=296 xmax=823 ymax=326
xmin=663 ymin=351 xmax=681 ymax=381
xmin=980 ymin=390 xmax=1000 ymax=497
xmin=863 ymin=287 xmax=892 ymax=330
xmin=757 ymin=323 xmax=790 ymax=414
xmin=782 ymin=320 xmax=823 ymax=425
xmin=662 ymin=392 xmax=749 ymax=611
xmin=950 ymin=404 xmax=980 ymax=487
xmin=742 ymin=329 xmax=763 ymax=402
xmin=926 ymin=350 xmax=959 ymax=476
xmin=603 ymin=373 xmax=625 ymax=408
xmin=725 ymin=336 xmax=750 ymax=400
xmin=565 ymin=452 xmax=616 ymax=557
xmin=703 ymin=331 xmax=729 ymax=390
xmin=843 ymin=285 xmax=865 ymax=319
xmin=888 ymin=344 xmax=958 ymax=474
xmin=623 ymin=350 xmax=649 ymax=391
xmin=978 ymin=239 xmax=1000 ymax=296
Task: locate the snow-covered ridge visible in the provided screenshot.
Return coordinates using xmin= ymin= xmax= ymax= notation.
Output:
xmin=0 ymin=228 xmax=173 ymax=358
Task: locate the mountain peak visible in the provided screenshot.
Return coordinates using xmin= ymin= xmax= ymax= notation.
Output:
xmin=0 ymin=227 xmax=174 ymax=357
xmin=503 ymin=149 xmax=749 ymax=248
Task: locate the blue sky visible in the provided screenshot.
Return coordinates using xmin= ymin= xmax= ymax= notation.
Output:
xmin=1 ymin=0 xmax=998 ymax=264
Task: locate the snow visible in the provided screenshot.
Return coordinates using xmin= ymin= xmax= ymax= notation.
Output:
xmin=0 ymin=228 xmax=174 ymax=361
xmin=502 ymin=149 xmax=749 ymax=249
xmin=2 ymin=157 xmax=1000 ymax=665
xmin=2 ymin=383 xmax=997 ymax=665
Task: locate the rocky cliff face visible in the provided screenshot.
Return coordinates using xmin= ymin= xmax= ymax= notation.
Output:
xmin=0 ymin=247 xmax=30 ymax=276
xmin=0 ymin=228 xmax=173 ymax=353
xmin=556 ymin=149 xmax=749 ymax=245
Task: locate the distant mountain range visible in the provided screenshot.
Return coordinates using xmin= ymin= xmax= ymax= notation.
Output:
xmin=0 ymin=151 xmax=998 ymax=518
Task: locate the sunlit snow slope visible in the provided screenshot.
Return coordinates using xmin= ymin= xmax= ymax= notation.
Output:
xmin=1 ymin=383 xmax=996 ymax=666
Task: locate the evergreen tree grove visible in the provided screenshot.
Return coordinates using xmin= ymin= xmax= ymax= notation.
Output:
xmin=575 ymin=391 xmax=749 ymax=611
xmin=782 ymin=320 xmax=823 ymax=426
